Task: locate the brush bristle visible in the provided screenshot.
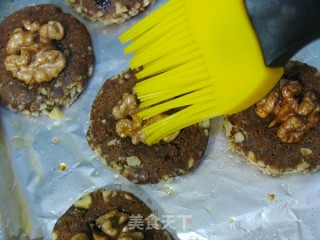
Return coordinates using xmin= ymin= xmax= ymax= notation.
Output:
xmin=120 ymin=0 xmax=216 ymax=144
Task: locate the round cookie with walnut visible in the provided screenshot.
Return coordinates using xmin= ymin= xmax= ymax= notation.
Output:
xmin=87 ymin=68 xmax=210 ymax=184
xmin=52 ymin=189 xmax=173 ymax=240
xmin=0 ymin=4 xmax=94 ymax=116
xmin=224 ymin=61 xmax=320 ymax=176
xmin=67 ymin=0 xmax=154 ymax=25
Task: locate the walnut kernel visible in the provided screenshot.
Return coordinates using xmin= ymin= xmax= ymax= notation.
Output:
xmin=72 ymin=207 xmax=144 ymax=240
xmin=39 ymin=21 xmax=64 ymax=43
xmin=4 ymin=21 xmax=66 ymax=84
xmin=255 ymin=80 xmax=320 ymax=143
xmin=112 ymin=93 xmax=180 ymax=145
xmin=93 ymin=209 xmax=144 ymax=240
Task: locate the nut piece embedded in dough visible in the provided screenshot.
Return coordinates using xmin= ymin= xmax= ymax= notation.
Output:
xmin=71 ymin=233 xmax=90 ymax=240
xmin=255 ymin=79 xmax=320 ymax=143
xmin=4 ymin=21 xmax=66 ymax=84
xmin=74 ymin=194 xmax=93 ymax=209
xmin=300 ymin=147 xmax=313 ymax=156
xmin=234 ymin=131 xmax=245 ymax=143
xmin=126 ymin=156 xmax=141 ymax=167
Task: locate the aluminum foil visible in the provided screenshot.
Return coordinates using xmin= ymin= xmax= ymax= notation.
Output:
xmin=1 ymin=0 xmax=320 ymax=239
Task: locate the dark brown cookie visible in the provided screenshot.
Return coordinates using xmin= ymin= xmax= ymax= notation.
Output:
xmin=67 ymin=0 xmax=154 ymax=25
xmin=52 ymin=189 xmax=172 ymax=240
xmin=224 ymin=61 xmax=320 ymax=176
xmin=0 ymin=4 xmax=94 ymax=116
xmin=87 ymin=69 xmax=210 ymax=184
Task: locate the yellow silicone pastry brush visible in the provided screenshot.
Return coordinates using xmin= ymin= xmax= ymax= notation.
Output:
xmin=119 ymin=0 xmax=320 ymax=144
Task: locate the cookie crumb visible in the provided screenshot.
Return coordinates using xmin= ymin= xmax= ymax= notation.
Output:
xmin=58 ymin=162 xmax=67 ymax=171
xmin=267 ymin=193 xmax=275 ymax=201
xmin=49 ymin=107 xmax=64 ymax=119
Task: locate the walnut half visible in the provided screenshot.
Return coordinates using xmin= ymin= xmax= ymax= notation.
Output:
xmin=255 ymin=79 xmax=320 ymax=143
xmin=85 ymin=210 xmax=144 ymax=240
xmin=112 ymin=93 xmax=180 ymax=145
xmin=4 ymin=20 xmax=66 ymax=84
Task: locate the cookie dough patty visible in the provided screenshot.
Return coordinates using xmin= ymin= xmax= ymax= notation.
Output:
xmin=224 ymin=61 xmax=320 ymax=176
xmin=87 ymin=69 xmax=210 ymax=184
xmin=67 ymin=0 xmax=154 ymax=25
xmin=52 ymin=189 xmax=172 ymax=240
xmin=0 ymin=4 xmax=94 ymax=116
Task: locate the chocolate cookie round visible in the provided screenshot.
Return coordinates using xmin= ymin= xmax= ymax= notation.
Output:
xmin=87 ymin=69 xmax=210 ymax=184
xmin=0 ymin=4 xmax=94 ymax=116
xmin=67 ymin=0 xmax=154 ymax=25
xmin=52 ymin=189 xmax=172 ymax=240
xmin=224 ymin=61 xmax=320 ymax=176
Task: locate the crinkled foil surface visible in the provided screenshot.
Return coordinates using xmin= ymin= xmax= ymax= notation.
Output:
xmin=1 ymin=0 xmax=320 ymax=239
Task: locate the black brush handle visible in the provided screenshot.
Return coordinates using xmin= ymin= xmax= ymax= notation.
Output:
xmin=245 ymin=0 xmax=320 ymax=67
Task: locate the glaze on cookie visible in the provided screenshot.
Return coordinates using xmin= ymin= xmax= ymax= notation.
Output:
xmin=87 ymin=69 xmax=210 ymax=184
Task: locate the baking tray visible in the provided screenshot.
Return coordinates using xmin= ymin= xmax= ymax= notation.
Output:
xmin=1 ymin=0 xmax=320 ymax=239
